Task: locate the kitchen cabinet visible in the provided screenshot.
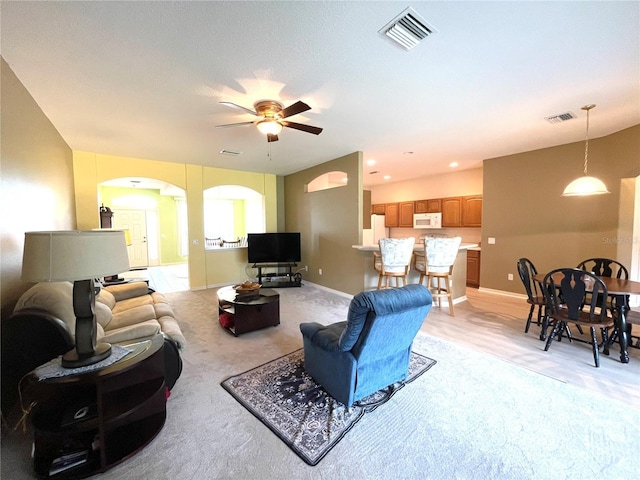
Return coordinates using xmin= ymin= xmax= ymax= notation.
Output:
xmin=442 ymin=197 xmax=462 ymax=227
xmin=399 ymin=202 xmax=415 ymax=227
xmin=371 ymin=204 xmax=385 ymax=215
xmin=466 ymin=250 xmax=481 ymax=288
xmin=415 ymin=199 xmax=442 ymax=213
xmin=462 ymin=195 xmax=483 ymax=227
xmin=384 ymin=203 xmax=399 ymax=227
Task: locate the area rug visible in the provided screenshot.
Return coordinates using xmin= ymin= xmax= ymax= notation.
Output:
xmin=221 ymin=349 xmax=436 ymax=466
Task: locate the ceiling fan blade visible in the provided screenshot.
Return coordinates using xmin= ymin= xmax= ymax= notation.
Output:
xmin=281 ymin=121 xmax=323 ymax=135
xmin=279 ymin=101 xmax=311 ymax=119
xmin=215 ymin=121 xmax=255 ymax=128
xmin=219 ymin=101 xmax=258 ymax=116
xmin=267 ymin=133 xmax=279 ymax=143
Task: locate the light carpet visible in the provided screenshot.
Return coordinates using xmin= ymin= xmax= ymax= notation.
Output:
xmin=221 ymin=349 xmax=436 ymax=466
xmin=2 ymin=284 xmax=638 ymax=479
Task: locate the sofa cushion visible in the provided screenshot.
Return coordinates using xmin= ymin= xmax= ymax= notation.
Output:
xmin=104 ymin=281 xmax=150 ymax=301
xmin=100 ymin=320 xmax=161 ymax=344
xmin=109 ymin=304 xmax=157 ymax=330
xmin=112 ymin=295 xmax=153 ymax=314
xmin=14 ymin=282 xmax=77 ymax=332
xmin=96 ymin=288 xmax=116 ymax=310
xmin=94 ymin=300 xmax=112 ymax=328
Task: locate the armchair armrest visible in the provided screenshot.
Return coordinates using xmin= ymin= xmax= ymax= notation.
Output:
xmin=300 ymin=321 xmax=346 ymax=352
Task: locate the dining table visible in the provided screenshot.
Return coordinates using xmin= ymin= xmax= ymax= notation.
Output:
xmin=534 ymin=272 xmax=640 ymax=364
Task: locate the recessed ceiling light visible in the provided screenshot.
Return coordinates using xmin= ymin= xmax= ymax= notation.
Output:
xmin=341 ymin=177 xmax=348 ymax=183
xmin=367 ymin=159 xmax=376 ymax=166
xmin=384 ymin=175 xmax=391 ymax=180
xmin=449 ymin=162 xmax=459 ymax=168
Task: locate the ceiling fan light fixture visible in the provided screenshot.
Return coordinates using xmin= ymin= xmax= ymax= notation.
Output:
xmin=256 ymin=119 xmax=282 ymax=135
xmin=561 ymin=104 xmax=610 ymax=197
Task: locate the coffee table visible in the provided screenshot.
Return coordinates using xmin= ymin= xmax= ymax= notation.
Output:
xmin=217 ymin=286 xmax=280 ymax=336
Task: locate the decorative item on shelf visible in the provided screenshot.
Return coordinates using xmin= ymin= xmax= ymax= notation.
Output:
xmin=22 ymin=230 xmax=130 ymax=368
xmin=233 ymin=281 xmax=261 ymax=301
xmin=562 ymin=104 xmax=610 ymax=197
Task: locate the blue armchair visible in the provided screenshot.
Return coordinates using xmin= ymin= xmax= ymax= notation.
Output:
xmin=299 ymin=284 xmax=432 ymax=406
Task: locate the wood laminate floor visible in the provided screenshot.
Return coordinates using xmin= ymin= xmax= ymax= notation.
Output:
xmin=423 ymin=288 xmax=639 ymax=408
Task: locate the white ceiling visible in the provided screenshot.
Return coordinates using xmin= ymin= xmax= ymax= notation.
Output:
xmin=2 ymin=1 xmax=638 ymax=188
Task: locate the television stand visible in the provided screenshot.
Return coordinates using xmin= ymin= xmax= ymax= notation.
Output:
xmin=253 ymin=263 xmax=302 ymax=288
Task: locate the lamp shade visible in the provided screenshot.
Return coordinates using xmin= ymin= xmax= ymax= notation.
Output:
xmin=562 ymin=176 xmax=610 ymax=196
xmin=22 ymin=230 xmax=130 ymax=282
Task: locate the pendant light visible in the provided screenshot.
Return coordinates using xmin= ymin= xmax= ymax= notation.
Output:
xmin=562 ymin=104 xmax=610 ymax=196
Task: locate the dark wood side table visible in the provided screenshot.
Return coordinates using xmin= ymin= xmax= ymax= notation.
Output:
xmin=217 ymin=286 xmax=280 ymax=336
xmin=26 ymin=335 xmax=166 ymax=479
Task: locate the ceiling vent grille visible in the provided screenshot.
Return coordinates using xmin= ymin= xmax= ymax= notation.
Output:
xmin=545 ymin=112 xmax=576 ymax=124
xmin=379 ymin=7 xmax=437 ymax=51
xmin=220 ymin=149 xmax=242 ymax=156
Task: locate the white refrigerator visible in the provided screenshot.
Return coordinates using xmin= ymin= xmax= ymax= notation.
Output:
xmin=362 ymin=214 xmax=389 ymax=246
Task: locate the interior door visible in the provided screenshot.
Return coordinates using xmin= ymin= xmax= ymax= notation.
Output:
xmin=112 ymin=209 xmax=149 ymax=268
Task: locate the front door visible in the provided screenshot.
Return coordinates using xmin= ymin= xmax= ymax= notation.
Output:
xmin=112 ymin=209 xmax=149 ymax=268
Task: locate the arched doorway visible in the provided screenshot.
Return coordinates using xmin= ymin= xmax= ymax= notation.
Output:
xmin=98 ymin=177 xmax=189 ymax=292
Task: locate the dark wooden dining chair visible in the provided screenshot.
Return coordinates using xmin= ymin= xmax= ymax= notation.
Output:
xmin=516 ymin=258 xmax=547 ymax=338
xmin=577 ymin=257 xmax=629 ymax=316
xmin=542 ymin=268 xmax=614 ymax=367
xmin=608 ymin=295 xmax=640 ymax=350
xmin=577 ymin=258 xmax=628 ymax=279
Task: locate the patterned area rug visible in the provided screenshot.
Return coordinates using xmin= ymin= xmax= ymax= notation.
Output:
xmin=221 ymin=349 xmax=436 ymax=465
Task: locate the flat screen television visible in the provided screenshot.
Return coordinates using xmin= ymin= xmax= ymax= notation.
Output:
xmin=247 ymin=233 xmax=301 ymax=264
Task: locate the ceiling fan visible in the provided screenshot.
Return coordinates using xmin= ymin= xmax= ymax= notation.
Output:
xmin=216 ymin=100 xmax=323 ymax=142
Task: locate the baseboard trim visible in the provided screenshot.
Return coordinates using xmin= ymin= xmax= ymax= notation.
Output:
xmin=479 ymin=287 xmax=527 ymax=300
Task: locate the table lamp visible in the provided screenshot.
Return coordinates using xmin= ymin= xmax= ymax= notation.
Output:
xmin=95 ymin=228 xmax=132 ymax=283
xmin=22 ymin=230 xmax=130 ymax=368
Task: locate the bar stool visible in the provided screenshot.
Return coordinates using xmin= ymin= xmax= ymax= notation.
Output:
xmin=414 ymin=237 xmax=461 ymax=316
xmin=373 ymin=237 xmax=415 ymax=289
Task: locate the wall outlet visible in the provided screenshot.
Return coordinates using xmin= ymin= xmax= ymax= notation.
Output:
xmin=304 ymin=265 xmax=308 ymax=272
xmin=319 ymin=268 xmax=323 ymax=275
xmin=508 ymin=273 xmax=514 ymax=281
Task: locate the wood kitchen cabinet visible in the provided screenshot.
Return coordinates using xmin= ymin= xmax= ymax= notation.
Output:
xmin=398 ymin=202 xmax=415 ymax=227
xmin=466 ymin=250 xmax=481 ymax=288
xmin=415 ymin=199 xmax=442 ymax=213
xmin=384 ymin=203 xmax=399 ymax=227
xmin=441 ymin=197 xmax=462 ymax=227
xmin=462 ymin=195 xmax=483 ymax=227
xmin=371 ymin=204 xmax=385 ymax=215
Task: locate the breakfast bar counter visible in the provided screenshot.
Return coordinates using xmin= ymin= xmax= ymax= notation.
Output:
xmin=352 ymin=242 xmax=479 ymax=303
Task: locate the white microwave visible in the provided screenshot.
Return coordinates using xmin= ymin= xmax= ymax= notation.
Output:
xmin=413 ymin=212 xmax=442 ymax=229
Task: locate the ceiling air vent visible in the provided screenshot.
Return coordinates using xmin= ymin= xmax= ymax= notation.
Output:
xmin=545 ymin=112 xmax=576 ymax=124
xmin=220 ymin=149 xmax=242 ymax=156
xmin=379 ymin=7 xmax=437 ymax=51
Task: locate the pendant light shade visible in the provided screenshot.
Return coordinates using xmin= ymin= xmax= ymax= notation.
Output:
xmin=562 ymin=176 xmax=610 ymax=196
xmin=562 ymin=104 xmax=610 ymax=197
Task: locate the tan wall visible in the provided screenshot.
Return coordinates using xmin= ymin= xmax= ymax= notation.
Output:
xmin=482 ymin=124 xmax=640 ymax=293
xmin=0 ymin=58 xmax=75 ymax=318
xmin=284 ymin=152 xmax=365 ymax=295
xmin=372 ymin=168 xmax=483 ymax=203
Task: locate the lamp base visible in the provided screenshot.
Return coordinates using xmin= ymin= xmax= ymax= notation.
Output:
xmin=62 ymin=342 xmax=112 ymax=368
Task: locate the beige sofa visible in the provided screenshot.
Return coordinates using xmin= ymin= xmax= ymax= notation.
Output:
xmin=14 ymin=281 xmax=187 ymax=349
